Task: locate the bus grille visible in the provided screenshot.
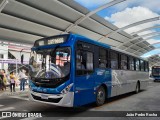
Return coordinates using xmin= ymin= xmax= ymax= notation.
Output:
xmin=31 ymin=94 xmax=62 ymax=103
xmin=31 ymin=75 xmax=69 ymax=88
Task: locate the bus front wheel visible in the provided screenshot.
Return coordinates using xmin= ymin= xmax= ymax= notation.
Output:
xmin=96 ymin=86 xmax=106 ymax=106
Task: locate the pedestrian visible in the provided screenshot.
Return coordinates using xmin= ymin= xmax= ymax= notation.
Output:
xmin=0 ymin=78 xmax=2 ymax=91
xmin=10 ymin=72 xmax=16 ymax=92
xmin=0 ymin=69 xmax=4 ymax=91
xmin=19 ymin=69 xmax=28 ymax=91
xmin=1 ymin=69 xmax=7 ymax=90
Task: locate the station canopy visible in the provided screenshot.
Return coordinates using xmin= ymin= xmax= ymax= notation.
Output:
xmin=0 ymin=0 xmax=159 ymax=66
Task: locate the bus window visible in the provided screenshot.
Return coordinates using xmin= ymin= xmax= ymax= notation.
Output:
xmin=129 ymin=57 xmax=135 ymax=70
xmin=140 ymin=60 xmax=144 ymax=71
xmin=121 ymin=54 xmax=128 ymax=70
xmin=110 ymin=51 xmax=118 ymax=69
xmin=76 ymin=50 xmax=93 ymax=75
xmin=145 ymin=61 xmax=149 ymax=72
xmin=99 ymin=48 xmax=108 ymax=68
xmin=135 ymin=59 xmax=140 ymax=71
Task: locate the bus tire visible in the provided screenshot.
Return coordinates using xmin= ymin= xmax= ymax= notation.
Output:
xmin=96 ymin=86 xmax=106 ymax=106
xmin=135 ymin=82 xmax=140 ymax=93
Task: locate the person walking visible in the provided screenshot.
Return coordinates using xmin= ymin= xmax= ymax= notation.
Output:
xmin=0 ymin=69 xmax=4 ymax=91
xmin=19 ymin=69 xmax=28 ymax=91
xmin=0 ymin=71 xmax=3 ymax=91
xmin=10 ymin=72 xmax=16 ymax=92
xmin=1 ymin=69 xmax=7 ymax=90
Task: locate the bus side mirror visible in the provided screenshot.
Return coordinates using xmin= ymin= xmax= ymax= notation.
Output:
xmin=21 ymin=54 xmax=24 ymax=64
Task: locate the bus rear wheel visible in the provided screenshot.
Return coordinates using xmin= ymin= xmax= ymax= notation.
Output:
xmin=96 ymin=86 xmax=106 ymax=106
xmin=135 ymin=82 xmax=140 ymax=93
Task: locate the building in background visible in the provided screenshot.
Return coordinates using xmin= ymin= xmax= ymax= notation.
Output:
xmin=0 ymin=41 xmax=31 ymax=73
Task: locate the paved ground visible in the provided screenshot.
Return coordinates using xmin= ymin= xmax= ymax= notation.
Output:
xmin=0 ymin=80 xmax=160 ymax=120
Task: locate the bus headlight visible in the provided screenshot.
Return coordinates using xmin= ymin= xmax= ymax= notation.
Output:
xmin=61 ymin=83 xmax=73 ymax=94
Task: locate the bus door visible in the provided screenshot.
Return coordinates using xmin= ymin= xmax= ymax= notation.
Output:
xmin=74 ymin=48 xmax=95 ymax=106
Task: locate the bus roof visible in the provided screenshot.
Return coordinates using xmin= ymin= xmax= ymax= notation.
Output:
xmin=71 ymin=33 xmax=110 ymax=48
xmin=32 ymin=33 xmax=110 ymax=50
xmin=32 ymin=33 xmax=147 ymax=61
xmin=72 ymin=33 xmax=147 ymax=60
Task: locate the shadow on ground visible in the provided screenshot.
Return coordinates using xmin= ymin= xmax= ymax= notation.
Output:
xmin=29 ymin=91 xmax=146 ymax=117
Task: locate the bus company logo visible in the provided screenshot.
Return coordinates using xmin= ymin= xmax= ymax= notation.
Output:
xmin=112 ymin=70 xmax=121 ymax=87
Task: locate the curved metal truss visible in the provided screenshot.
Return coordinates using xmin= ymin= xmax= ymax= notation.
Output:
xmin=63 ymin=0 xmax=127 ymax=33
xmin=152 ymin=61 xmax=160 ymax=66
xmin=147 ymin=54 xmax=160 ymax=67
xmin=98 ymin=16 xmax=160 ymax=42
xmin=130 ymin=25 xmax=160 ymax=35
xmin=117 ymin=31 xmax=160 ymax=49
xmin=133 ymin=44 xmax=160 ymax=54
xmin=0 ymin=0 xmax=159 ymax=66
xmin=133 ymin=43 xmax=160 ymax=54
xmin=123 ymin=34 xmax=160 ymax=51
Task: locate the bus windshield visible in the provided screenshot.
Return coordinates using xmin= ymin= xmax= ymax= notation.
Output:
xmin=29 ymin=47 xmax=71 ymax=79
xmin=152 ymin=68 xmax=160 ymax=76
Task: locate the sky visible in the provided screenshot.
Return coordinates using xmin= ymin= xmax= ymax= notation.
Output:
xmin=75 ymin=0 xmax=160 ymax=58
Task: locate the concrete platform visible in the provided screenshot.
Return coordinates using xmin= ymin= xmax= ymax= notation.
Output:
xmin=0 ymin=81 xmax=160 ymax=120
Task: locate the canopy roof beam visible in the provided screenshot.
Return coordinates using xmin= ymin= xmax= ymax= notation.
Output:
xmin=151 ymin=61 xmax=160 ymax=66
xmin=0 ymin=0 xmax=8 ymax=12
xmin=130 ymin=25 xmax=160 ymax=35
xmin=149 ymin=56 xmax=160 ymax=66
xmin=123 ymin=34 xmax=160 ymax=51
xmin=133 ymin=44 xmax=160 ymax=54
xmin=117 ymin=31 xmax=160 ymax=48
xmin=64 ymin=0 xmax=127 ymax=33
xmin=98 ymin=16 xmax=160 ymax=42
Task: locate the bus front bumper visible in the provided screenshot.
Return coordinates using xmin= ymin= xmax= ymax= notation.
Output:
xmin=29 ymin=90 xmax=74 ymax=107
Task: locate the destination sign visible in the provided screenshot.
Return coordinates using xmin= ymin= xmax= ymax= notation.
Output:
xmin=48 ymin=37 xmax=64 ymax=45
xmin=34 ymin=35 xmax=68 ymax=47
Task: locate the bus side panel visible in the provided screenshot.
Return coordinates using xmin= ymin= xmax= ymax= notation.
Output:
xmin=94 ymin=68 xmax=112 ymax=98
xmin=73 ymin=37 xmax=112 ymax=106
xmin=73 ymin=68 xmax=112 ymax=106
xmin=111 ymin=70 xmax=149 ymax=97
xmin=74 ymin=74 xmax=95 ymax=106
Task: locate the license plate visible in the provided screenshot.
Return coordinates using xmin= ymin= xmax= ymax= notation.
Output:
xmin=41 ymin=94 xmax=48 ymax=100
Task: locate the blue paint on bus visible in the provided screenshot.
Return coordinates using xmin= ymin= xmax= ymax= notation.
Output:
xmin=29 ymin=33 xmax=114 ymax=107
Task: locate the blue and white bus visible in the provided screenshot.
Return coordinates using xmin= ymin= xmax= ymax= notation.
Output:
xmin=29 ymin=33 xmax=149 ymax=107
xmin=151 ymin=66 xmax=160 ymax=81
